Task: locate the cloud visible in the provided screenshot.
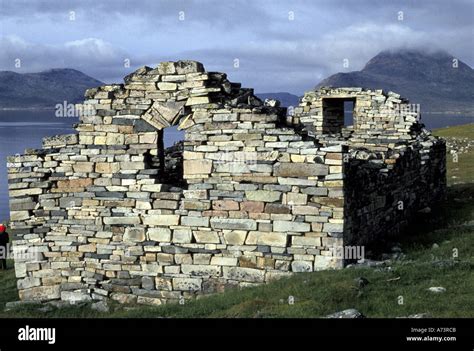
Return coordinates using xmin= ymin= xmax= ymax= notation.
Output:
xmin=0 ymin=0 xmax=273 ymax=30
xmin=0 ymin=36 xmax=131 ymax=82
xmin=175 ymin=22 xmax=470 ymax=94
xmin=0 ymin=0 xmax=472 ymax=94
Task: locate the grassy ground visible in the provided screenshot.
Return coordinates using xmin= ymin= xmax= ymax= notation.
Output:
xmin=433 ymin=123 xmax=474 ymax=184
xmin=0 ymin=125 xmax=472 ymax=318
xmin=433 ymin=123 xmax=474 ymax=139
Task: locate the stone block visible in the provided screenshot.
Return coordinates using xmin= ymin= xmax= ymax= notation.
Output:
xmin=57 ymin=178 xmax=93 ymax=190
xmin=183 ymin=200 xmax=210 ymax=210
xmin=210 ymin=218 xmax=257 ymax=230
xmin=274 ymin=162 xmax=328 ymax=177
xmin=286 ymin=193 xmax=308 ymax=205
xmin=124 ymin=227 xmax=146 ymax=242
xmin=173 ymin=278 xmax=202 ymax=291
xmin=172 ymin=229 xmax=192 ymax=243
xmin=155 ymin=277 xmax=173 ymax=291
xmin=193 ymin=231 xmax=220 ymax=244
xmin=106 ymin=133 xmax=125 ymax=145
xmin=246 ymin=232 xmax=288 ymax=247
xmin=212 ymin=200 xmax=239 ymax=211
xmin=95 ymin=162 xmax=120 ymax=174
xmin=152 ymin=101 xmax=185 ymax=124
xmin=143 ymin=215 xmax=180 ymax=226
xmin=181 ymin=216 xmax=209 ymax=227
xmin=240 ymin=201 xmax=264 ymax=213
xmin=185 ymin=96 xmax=210 ymax=106
xmin=315 ymin=197 xmax=344 ymax=207
xmin=223 ymin=267 xmax=265 ymax=283
xmin=291 ymin=260 xmax=313 ymax=272
xmin=61 ymin=291 xmax=92 ymax=303
xmin=157 ymin=82 xmax=177 ymax=91
xmin=59 ymin=197 xmax=82 ymax=208
xmin=9 ymin=211 xmax=30 ymax=221
xmin=19 ymin=285 xmax=60 ymax=301
xmin=210 ymin=257 xmax=238 ymax=266
xmin=104 ymin=216 xmax=141 ymax=225
xmin=147 ymin=227 xmax=171 ymax=242
xmin=264 ymin=203 xmax=290 ymax=214
xmin=142 ymin=276 xmax=155 ymax=290
xmin=176 ymin=60 xmax=204 ymax=74
xmin=223 ymin=231 xmax=247 ymax=245
xmin=9 ymin=198 xmax=35 ymax=211
xmin=157 ymin=62 xmax=176 ymax=74
xmin=181 ymin=265 xmax=220 ymax=277
xmin=323 ymin=223 xmax=344 ymax=233
xmin=273 ymin=221 xmax=310 ymax=232
xmin=9 ymin=188 xmax=43 ymax=197
xmin=111 ymin=293 xmax=137 ymax=304
xmin=292 ymin=205 xmax=319 ymax=215
xmin=141 ymin=184 xmax=165 ymax=192
xmin=17 ymin=277 xmax=41 ymax=290
xmin=78 ymin=244 xmax=96 ymax=253
xmin=183 ymin=189 xmax=208 ymax=199
xmin=292 ymin=236 xmax=321 ymax=247
xmin=73 ymin=162 xmax=94 ymax=173
xmin=183 ymin=159 xmax=212 ymax=175
xmin=245 ymin=190 xmax=281 ymax=202
xmin=314 ymin=256 xmax=343 ymax=271
xmin=120 ymin=161 xmax=145 ymax=170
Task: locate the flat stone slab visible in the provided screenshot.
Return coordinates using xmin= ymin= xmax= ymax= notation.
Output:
xmin=274 ymin=162 xmax=329 ymax=177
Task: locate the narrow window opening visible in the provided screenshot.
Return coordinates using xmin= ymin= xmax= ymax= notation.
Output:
xmin=157 ymin=126 xmax=185 ymax=187
xmin=322 ymin=98 xmax=356 ymax=134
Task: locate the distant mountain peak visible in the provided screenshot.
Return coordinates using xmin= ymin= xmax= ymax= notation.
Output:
xmin=372 ymin=48 xmax=451 ymax=58
xmin=316 ymin=49 xmax=474 ymax=114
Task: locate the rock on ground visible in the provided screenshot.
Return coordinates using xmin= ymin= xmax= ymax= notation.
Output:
xmin=428 ymin=287 xmax=446 ymax=293
xmin=326 ymin=308 xmax=365 ymax=318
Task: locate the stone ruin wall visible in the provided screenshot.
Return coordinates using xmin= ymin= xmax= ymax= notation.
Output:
xmin=294 ymin=88 xmax=446 ymax=246
xmin=6 ymin=61 xmax=446 ymax=305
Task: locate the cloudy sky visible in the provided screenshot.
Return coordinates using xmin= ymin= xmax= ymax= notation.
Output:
xmin=0 ymin=0 xmax=473 ymax=94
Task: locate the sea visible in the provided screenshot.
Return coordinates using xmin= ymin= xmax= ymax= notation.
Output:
xmin=0 ymin=110 xmax=473 ymax=221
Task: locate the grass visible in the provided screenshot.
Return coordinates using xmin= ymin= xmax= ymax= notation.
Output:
xmin=0 ymin=125 xmax=472 ymax=318
xmin=432 ymin=123 xmax=474 ymax=139
xmin=445 ymin=152 xmax=474 ymax=184
xmin=433 ymin=123 xmax=474 ymax=184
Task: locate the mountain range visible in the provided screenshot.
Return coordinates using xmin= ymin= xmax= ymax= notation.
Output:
xmin=0 ymin=69 xmax=103 ymax=109
xmin=1 ymin=49 xmax=473 ymax=114
xmin=317 ymin=50 xmax=474 ymax=114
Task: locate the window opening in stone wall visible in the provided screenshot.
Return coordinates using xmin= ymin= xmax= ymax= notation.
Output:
xmin=322 ymin=98 xmax=356 ymax=134
xmin=157 ymin=126 xmax=185 ymax=187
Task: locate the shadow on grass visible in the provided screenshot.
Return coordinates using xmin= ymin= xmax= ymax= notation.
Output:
xmin=366 ymin=183 xmax=474 ymax=258
xmin=401 ymin=184 xmax=473 ymax=245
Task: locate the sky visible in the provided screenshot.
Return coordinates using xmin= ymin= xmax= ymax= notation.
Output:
xmin=0 ymin=0 xmax=473 ymax=95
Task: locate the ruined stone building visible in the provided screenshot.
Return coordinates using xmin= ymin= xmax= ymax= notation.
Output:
xmin=6 ymin=61 xmax=446 ymax=304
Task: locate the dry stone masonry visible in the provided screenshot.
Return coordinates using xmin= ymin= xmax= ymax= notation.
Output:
xmin=6 ymin=61 xmax=446 ymax=305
